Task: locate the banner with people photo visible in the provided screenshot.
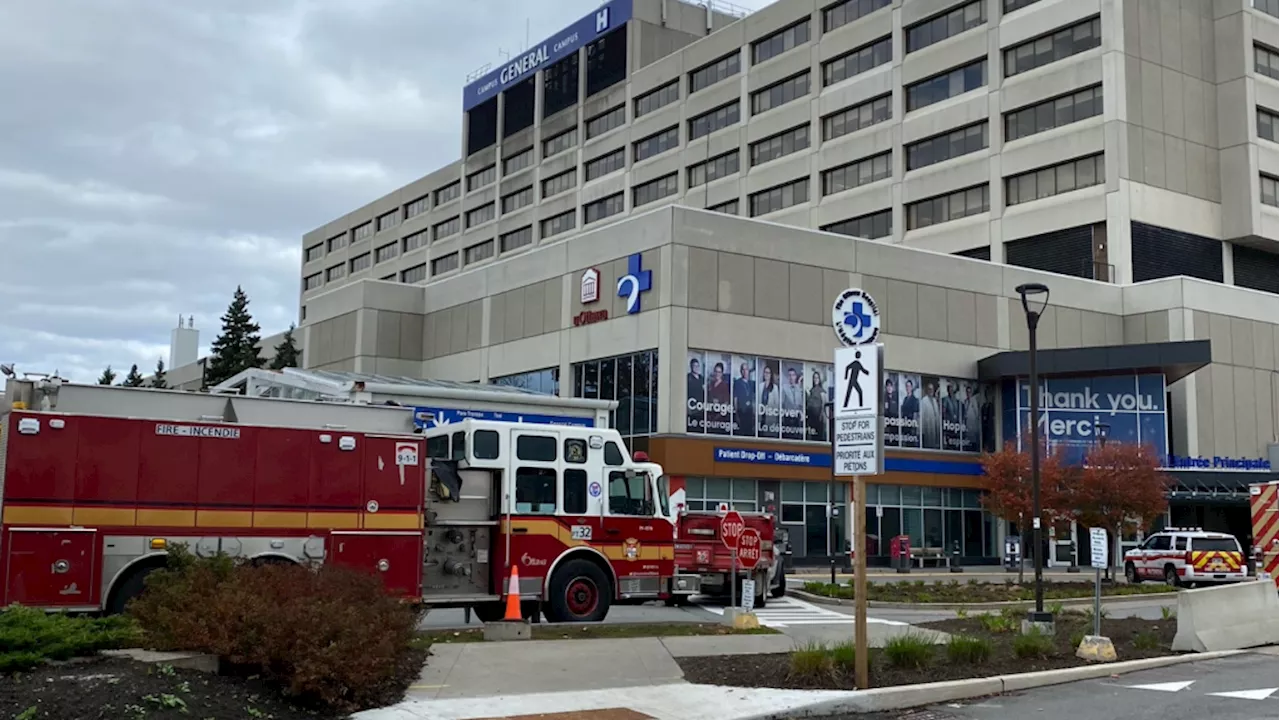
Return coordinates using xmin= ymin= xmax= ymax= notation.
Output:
xmin=685 ymin=350 xmax=834 ymax=443
xmin=883 ymin=371 xmax=991 ymax=453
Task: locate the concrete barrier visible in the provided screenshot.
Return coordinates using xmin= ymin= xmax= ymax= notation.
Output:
xmin=1170 ymin=580 xmax=1280 ymax=653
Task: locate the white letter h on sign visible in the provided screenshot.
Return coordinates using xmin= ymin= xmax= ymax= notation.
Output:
xmin=596 ymin=8 xmax=610 ymax=32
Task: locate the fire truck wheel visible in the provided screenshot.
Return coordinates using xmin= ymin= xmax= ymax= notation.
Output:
xmin=546 ymin=559 xmax=611 ymax=623
xmin=1124 ymin=562 xmax=1139 ymax=584
xmin=770 ymin=569 xmax=786 ymax=598
xmin=106 ymin=564 xmax=161 ymax=615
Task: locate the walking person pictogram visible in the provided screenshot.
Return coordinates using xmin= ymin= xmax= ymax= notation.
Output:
xmin=843 ymin=350 xmax=868 ymax=409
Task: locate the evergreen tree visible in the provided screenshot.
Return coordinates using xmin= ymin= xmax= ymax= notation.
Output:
xmin=122 ymin=364 xmax=145 ymax=387
xmin=204 ymin=286 xmax=264 ymax=388
xmin=269 ymin=324 xmax=302 ymax=370
xmin=151 ymin=358 xmax=168 ymax=389
xmin=97 ymin=365 xmax=117 ymax=385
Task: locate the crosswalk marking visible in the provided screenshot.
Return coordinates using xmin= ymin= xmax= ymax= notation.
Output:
xmin=693 ymin=595 xmax=908 ymax=628
xmin=1206 ymin=688 xmax=1278 ymax=700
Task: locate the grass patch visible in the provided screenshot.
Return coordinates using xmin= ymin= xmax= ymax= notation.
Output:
xmin=801 ymin=580 xmax=1174 ymax=604
xmin=946 ymin=634 xmax=993 ymax=664
xmin=1012 ymin=628 xmax=1054 ymax=660
xmin=414 ymin=622 xmax=778 ymax=646
xmin=788 ymin=640 xmax=836 ymax=681
xmin=0 ymin=605 xmax=140 ymax=673
xmin=882 ymin=633 xmax=934 ymax=670
xmin=1132 ymin=630 xmax=1161 ymax=650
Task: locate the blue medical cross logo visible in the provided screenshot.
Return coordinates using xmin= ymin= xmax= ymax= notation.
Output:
xmin=617 ymin=253 xmax=652 ymax=314
xmin=843 ymin=300 xmax=873 ymax=340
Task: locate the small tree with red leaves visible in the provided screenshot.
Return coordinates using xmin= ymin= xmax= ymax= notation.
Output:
xmin=979 ymin=436 xmax=1073 ymax=529
xmin=1065 ymin=442 xmax=1170 ymax=564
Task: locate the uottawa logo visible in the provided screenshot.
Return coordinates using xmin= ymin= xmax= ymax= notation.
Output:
xmin=520 ymin=553 xmax=547 ymax=567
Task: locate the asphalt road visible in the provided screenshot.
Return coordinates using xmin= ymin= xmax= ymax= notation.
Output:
xmin=838 ymin=649 xmax=1279 ymax=720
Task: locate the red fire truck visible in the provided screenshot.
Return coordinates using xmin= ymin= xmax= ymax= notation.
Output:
xmin=0 ymin=374 xmax=702 ymax=622
xmin=1251 ymin=480 xmax=1278 ymax=589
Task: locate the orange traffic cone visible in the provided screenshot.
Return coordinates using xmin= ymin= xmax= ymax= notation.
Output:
xmin=503 ymin=564 xmax=522 ymax=621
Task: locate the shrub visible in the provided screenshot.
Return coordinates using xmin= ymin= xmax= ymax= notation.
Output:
xmin=0 ymin=605 xmax=139 ymax=672
xmin=978 ymin=613 xmax=1015 ymax=634
xmin=829 ymin=641 xmax=857 ymax=672
xmin=1133 ymin=630 xmax=1162 ymax=650
xmin=1048 ymin=602 xmax=1065 ymax=616
xmin=883 ymin=633 xmax=933 ymax=670
xmin=789 ymin=641 xmax=834 ymax=680
xmin=1160 ymin=606 xmax=1176 ymax=621
xmin=1069 ymin=630 xmax=1085 ymax=648
xmin=946 ymin=635 xmax=992 ymax=664
xmin=128 ymin=547 xmax=419 ymax=710
xmin=1012 ymin=628 xmax=1054 ymax=659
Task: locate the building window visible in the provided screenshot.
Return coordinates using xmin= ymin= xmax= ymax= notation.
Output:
xmin=822 ymin=152 xmax=891 ymax=195
xmin=541 ymin=209 xmax=577 ymax=238
xmin=352 ymin=222 xmax=373 ymax=243
xmin=634 ymin=126 xmax=680 ymax=162
xmin=1004 ymin=17 xmax=1102 ymax=78
xmin=404 ymin=195 xmax=429 ymax=219
xmin=586 ymin=105 xmax=626 ymax=139
xmin=1005 ymin=154 xmax=1104 ymax=206
xmin=305 ymin=244 xmax=324 ymax=262
xmin=823 ymin=37 xmax=891 ymax=87
xmin=500 ymin=226 xmax=534 ymax=253
xmin=401 ymin=263 xmax=427 ymax=284
xmin=303 ymin=273 xmax=323 ymax=291
xmin=503 ymin=148 xmax=533 ymax=175
xmin=633 ymin=173 xmax=679 ymax=208
xmin=751 ymin=71 xmax=811 ymax=115
xmin=586 ymin=148 xmax=626 ymax=180
xmin=327 ymin=234 xmax=347 ymax=252
xmin=403 ymin=230 xmax=428 ymax=253
xmin=376 ymin=211 xmax=399 ymax=233
xmin=435 ymin=181 xmax=461 ymax=205
xmin=1258 ymin=45 xmax=1280 ymax=79
xmin=1259 ymin=107 xmax=1279 ymax=142
xmin=1005 ymin=85 xmax=1103 ymax=142
xmin=466 ymin=203 xmax=496 ymax=228
xmin=824 ymin=0 xmax=891 ymax=32
xmin=682 ymin=477 xmax=759 ymax=513
xmin=822 ymin=94 xmax=891 ymax=140
xmin=464 ymin=239 xmax=495 ymax=265
xmin=466 ymin=164 xmax=496 ymax=191
xmin=375 ymin=242 xmax=399 ymax=264
xmin=349 ymin=252 xmax=372 ymax=273
xmin=906 ymin=184 xmax=990 ymax=229
xmin=1004 ymin=0 xmax=1043 ymax=13
xmin=823 ymin=209 xmax=892 ymax=239
xmin=326 ymin=263 xmax=346 ymax=282
xmin=431 ymin=253 xmax=459 ymax=276
xmin=433 ymin=216 xmax=460 ymax=241
xmin=635 ymin=81 xmax=679 ymax=117
xmin=1256 ymin=0 xmax=1279 ymax=18
xmin=706 ymin=199 xmax=739 ymax=215
xmin=501 ymin=186 xmax=534 ymax=214
xmin=750 ymin=177 xmax=809 ymax=216
xmin=544 ymin=52 xmax=580 ymax=118
xmin=1262 ymin=174 xmax=1279 ymax=207
xmin=493 ymin=367 xmax=560 ymax=396
xmin=572 ymin=349 xmax=660 ymax=437
xmin=906 ymin=59 xmax=986 ymax=111
xmin=906 ymin=0 xmax=986 ymax=54
xmin=380 ymin=273 xmax=396 ymax=281
xmin=688 ymin=151 xmax=740 ymax=188
xmin=543 ymin=128 xmax=578 ymax=158
xmin=584 ymin=193 xmax=625 ymax=224
xmin=689 ymin=101 xmax=740 ymax=140
xmin=542 ymin=169 xmax=577 ymax=198
xmin=866 ymin=484 xmax=995 ymax=559
xmin=689 ymin=52 xmax=740 ymax=93
xmin=750 ymin=124 xmax=810 ymax=166
xmin=753 ymin=19 xmax=811 ymax=65
xmin=906 ymin=121 xmax=988 ymax=171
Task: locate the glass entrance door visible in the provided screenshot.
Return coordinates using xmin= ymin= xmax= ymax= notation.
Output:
xmin=805 ymin=504 xmax=828 ymax=559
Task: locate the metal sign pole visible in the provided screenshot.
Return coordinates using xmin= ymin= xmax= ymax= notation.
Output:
xmin=1093 ymin=566 xmax=1101 ymax=637
xmin=854 ymin=473 xmax=868 ymax=689
xmin=731 ymin=548 xmax=738 ymax=610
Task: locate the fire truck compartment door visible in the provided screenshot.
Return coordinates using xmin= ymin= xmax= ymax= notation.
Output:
xmin=3 ymin=528 xmax=98 ymax=607
xmin=330 ymin=531 xmax=422 ymax=598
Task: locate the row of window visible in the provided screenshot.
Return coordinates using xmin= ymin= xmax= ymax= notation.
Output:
xmin=1258 ymin=44 xmax=1279 ymax=80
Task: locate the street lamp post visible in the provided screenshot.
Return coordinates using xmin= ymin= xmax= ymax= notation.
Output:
xmin=1094 ymin=421 xmax=1111 ymax=580
xmin=1017 ymin=282 xmax=1051 ymax=625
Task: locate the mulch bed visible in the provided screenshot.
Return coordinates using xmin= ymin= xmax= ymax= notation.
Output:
xmin=678 ymin=615 xmax=1178 ymax=691
xmin=805 ymin=580 xmax=1173 ymax=604
xmin=0 ymin=646 xmax=428 ymax=720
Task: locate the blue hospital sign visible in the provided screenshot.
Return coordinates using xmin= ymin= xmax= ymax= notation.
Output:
xmin=831 ymin=288 xmax=882 ymax=347
xmin=1002 ymin=374 xmax=1168 ymax=464
xmin=617 ymin=253 xmax=652 ymax=314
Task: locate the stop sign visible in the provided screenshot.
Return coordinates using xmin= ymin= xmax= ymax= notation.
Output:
xmin=720 ymin=511 xmax=745 ymax=550
xmin=738 ymin=528 xmax=762 ymax=565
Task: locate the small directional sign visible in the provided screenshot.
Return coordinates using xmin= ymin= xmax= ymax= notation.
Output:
xmin=833 ymin=343 xmax=884 ymax=476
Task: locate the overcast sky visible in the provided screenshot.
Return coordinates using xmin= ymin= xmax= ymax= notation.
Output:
xmin=0 ymin=0 xmax=772 ymax=383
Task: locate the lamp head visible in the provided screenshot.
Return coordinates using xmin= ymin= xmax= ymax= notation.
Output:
xmin=1015 ymin=282 xmax=1050 ymax=319
xmin=1095 ymin=421 xmax=1110 ymax=446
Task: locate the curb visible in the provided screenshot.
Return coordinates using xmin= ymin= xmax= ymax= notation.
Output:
xmin=788 ymin=588 xmax=1178 ymax=611
xmin=742 ymin=649 xmax=1246 ymax=719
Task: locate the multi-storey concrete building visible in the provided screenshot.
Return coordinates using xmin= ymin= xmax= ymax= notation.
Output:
xmin=221 ymin=0 xmax=1280 ymax=565
xmin=299 ymin=0 xmax=1278 ymax=312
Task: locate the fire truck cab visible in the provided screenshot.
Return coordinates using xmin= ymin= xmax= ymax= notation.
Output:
xmin=420 ymin=419 xmax=695 ymax=623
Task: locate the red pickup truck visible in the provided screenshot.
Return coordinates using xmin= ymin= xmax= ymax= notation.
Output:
xmin=669 ymin=510 xmax=784 ymax=608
